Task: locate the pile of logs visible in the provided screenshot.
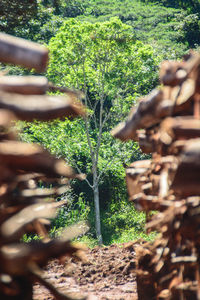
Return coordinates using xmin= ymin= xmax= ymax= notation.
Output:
xmin=0 ymin=33 xmax=88 ymax=300
xmin=112 ymin=52 xmax=200 ymax=300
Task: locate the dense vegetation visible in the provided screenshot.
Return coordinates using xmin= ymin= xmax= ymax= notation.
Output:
xmin=2 ymin=0 xmax=200 ymax=245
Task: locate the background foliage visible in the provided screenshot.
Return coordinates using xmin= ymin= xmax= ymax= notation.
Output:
xmin=3 ymin=0 xmax=200 ymax=246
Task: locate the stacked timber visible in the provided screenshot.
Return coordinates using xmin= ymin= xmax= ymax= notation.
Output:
xmin=0 ymin=33 xmax=88 ymax=300
xmin=112 ymin=52 xmax=200 ymax=300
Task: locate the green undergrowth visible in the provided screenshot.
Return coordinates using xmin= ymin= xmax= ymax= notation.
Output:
xmin=48 ymin=195 xmax=157 ymax=248
xmin=76 ymin=229 xmax=157 ymax=248
xmin=22 ymin=190 xmax=157 ymax=248
xmin=22 ymin=186 xmax=157 ymax=248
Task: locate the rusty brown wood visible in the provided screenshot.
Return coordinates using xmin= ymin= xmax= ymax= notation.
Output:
xmin=0 ymin=33 xmax=48 ymax=72
xmin=112 ymin=52 xmax=200 ymax=299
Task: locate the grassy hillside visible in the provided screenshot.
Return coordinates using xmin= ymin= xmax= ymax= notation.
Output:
xmin=78 ymin=0 xmax=191 ymax=58
xmin=2 ymin=0 xmax=199 ymax=58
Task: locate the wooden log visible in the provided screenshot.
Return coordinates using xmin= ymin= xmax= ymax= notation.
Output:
xmin=171 ymin=139 xmax=200 ymax=196
xmin=111 ymin=83 xmax=192 ymax=142
xmin=0 ymin=109 xmax=16 ymax=126
xmin=0 ymin=222 xmax=89 ymax=275
xmin=0 ymin=32 xmax=89 ymax=300
xmin=169 ymin=118 xmax=200 ymax=140
xmin=126 ymin=161 xmax=151 ymax=178
xmin=130 ymin=193 xmax=172 ymax=211
xmin=175 ymin=78 xmax=195 ymax=105
xmin=160 ymin=52 xmax=200 ymax=86
xmin=0 ymin=140 xmax=79 ymax=179
xmin=136 ymin=269 xmax=157 ymax=300
xmin=0 ymin=201 xmax=66 ymax=241
xmin=136 ymin=245 xmax=157 ymax=300
xmin=0 ymin=76 xmax=48 ymax=95
xmin=138 ymin=130 xmax=158 ymax=153
xmin=0 ymin=91 xmax=86 ymax=121
xmin=111 ymin=89 xmax=163 ymax=141
xmin=20 ymin=186 xmax=68 ymax=199
xmin=171 ymin=256 xmax=197 ymax=264
xmin=118 ymin=52 xmax=200 ymax=300
xmin=158 ymin=289 xmax=171 ymax=299
xmin=0 ymin=33 xmax=48 ymax=72
xmin=145 ymin=204 xmax=187 ymax=232
xmin=0 ymin=197 xmax=50 ymax=214
xmin=160 ymin=117 xmax=200 ymax=146
xmin=16 ymin=173 xmax=69 ymax=185
xmin=159 ymin=60 xmax=186 ymax=86
xmin=126 ymin=160 xmax=151 ymax=197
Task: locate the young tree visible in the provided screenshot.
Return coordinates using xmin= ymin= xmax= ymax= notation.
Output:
xmin=47 ymin=18 xmax=159 ymax=244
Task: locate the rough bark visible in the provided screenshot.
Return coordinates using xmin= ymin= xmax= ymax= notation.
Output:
xmin=93 ymin=177 xmax=103 ymax=245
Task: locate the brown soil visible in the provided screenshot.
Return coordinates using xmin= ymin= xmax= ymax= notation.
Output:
xmin=33 ymin=243 xmax=138 ymax=300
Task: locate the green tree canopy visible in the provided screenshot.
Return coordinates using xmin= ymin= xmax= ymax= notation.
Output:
xmin=14 ymin=17 xmax=160 ymax=243
xmin=48 ymin=17 xmax=160 ymax=108
xmin=46 ymin=18 xmax=160 ymax=242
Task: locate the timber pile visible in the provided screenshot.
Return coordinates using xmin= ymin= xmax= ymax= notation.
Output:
xmin=112 ymin=52 xmax=200 ymax=300
xmin=0 ymin=33 xmax=88 ymax=300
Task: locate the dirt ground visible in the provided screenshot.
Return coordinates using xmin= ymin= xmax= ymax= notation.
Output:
xmin=33 ymin=243 xmax=138 ymax=300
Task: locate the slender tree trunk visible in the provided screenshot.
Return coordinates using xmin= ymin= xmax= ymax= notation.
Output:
xmin=93 ymin=173 xmax=103 ymax=245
